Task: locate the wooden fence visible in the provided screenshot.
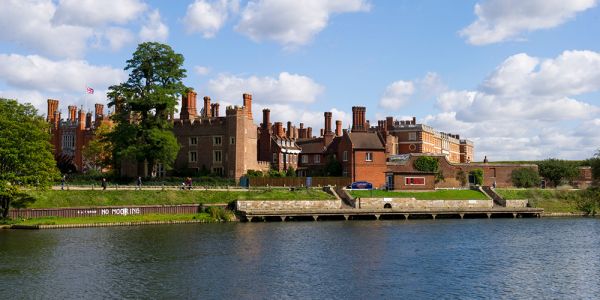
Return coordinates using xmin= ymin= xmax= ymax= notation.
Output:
xmin=248 ymin=177 xmax=352 ymax=187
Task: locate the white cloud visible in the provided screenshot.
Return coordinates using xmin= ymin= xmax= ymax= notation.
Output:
xmin=379 ymin=72 xmax=446 ymax=110
xmin=206 ymin=72 xmax=324 ymax=104
xmin=103 ymin=27 xmax=135 ymax=51
xmin=379 ymin=80 xmax=415 ymax=110
xmin=184 ymin=0 xmax=239 ymax=38
xmin=428 ymin=50 xmax=600 ymax=160
xmin=236 ymin=0 xmax=370 ymax=48
xmin=461 ymin=0 xmax=597 ymax=45
xmin=0 ymin=54 xmax=126 ymax=94
xmin=0 ymin=0 xmax=93 ymax=58
xmin=139 ymin=9 xmax=169 ymax=42
xmin=53 ymin=0 xmax=147 ymax=27
xmin=194 ymin=66 xmax=211 ymax=76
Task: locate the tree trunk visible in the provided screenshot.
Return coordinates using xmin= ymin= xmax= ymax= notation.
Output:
xmin=0 ymin=197 xmax=10 ymax=219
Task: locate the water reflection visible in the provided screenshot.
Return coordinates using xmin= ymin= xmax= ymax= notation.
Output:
xmin=1 ymin=218 xmax=599 ymax=298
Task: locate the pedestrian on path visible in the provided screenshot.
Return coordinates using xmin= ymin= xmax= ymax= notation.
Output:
xmin=101 ymin=178 xmax=107 ymax=190
xmin=61 ymin=175 xmax=66 ymax=190
xmin=136 ymin=176 xmax=142 ymax=190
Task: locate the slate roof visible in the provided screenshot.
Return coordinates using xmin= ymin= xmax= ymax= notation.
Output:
xmin=297 ymin=138 xmax=326 ymax=153
xmin=348 ymin=132 xmax=385 ymax=150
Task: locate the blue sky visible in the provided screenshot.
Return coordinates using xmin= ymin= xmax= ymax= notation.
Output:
xmin=1 ymin=0 xmax=599 ymax=161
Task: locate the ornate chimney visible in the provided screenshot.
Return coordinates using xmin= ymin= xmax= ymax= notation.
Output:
xmin=243 ymin=93 xmax=252 ymax=119
xmin=180 ymin=90 xmax=197 ymax=120
xmin=335 ymin=120 xmax=342 ymax=136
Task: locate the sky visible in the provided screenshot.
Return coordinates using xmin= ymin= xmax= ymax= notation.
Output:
xmin=1 ymin=0 xmax=599 ymax=161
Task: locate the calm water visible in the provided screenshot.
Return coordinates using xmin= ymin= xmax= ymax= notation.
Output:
xmin=1 ymin=218 xmax=599 ymax=299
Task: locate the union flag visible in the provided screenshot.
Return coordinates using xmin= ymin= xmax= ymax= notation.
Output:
xmin=86 ymin=87 xmax=94 ymax=94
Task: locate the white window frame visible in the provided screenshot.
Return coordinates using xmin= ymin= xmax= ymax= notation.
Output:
xmin=365 ymin=152 xmax=373 ymax=162
xmin=213 ymin=150 xmax=222 ymax=163
xmin=189 ymin=137 xmax=198 ymax=145
xmin=213 ymin=136 xmax=222 ymax=146
xmin=405 ymin=177 xmax=426 ymax=185
xmin=189 ymin=151 xmax=197 ymax=163
xmin=343 ymin=151 xmax=348 ymax=162
xmin=408 ymin=132 xmax=417 ymax=141
xmin=314 ymin=154 xmax=320 ymax=164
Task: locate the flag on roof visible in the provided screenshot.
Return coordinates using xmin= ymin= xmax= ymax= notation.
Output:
xmin=86 ymin=87 xmax=94 ymax=94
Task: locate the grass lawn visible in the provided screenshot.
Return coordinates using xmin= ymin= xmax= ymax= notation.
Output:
xmin=24 ymin=188 xmax=334 ymax=208
xmin=349 ymin=189 xmax=488 ymax=200
xmin=10 ymin=213 xmax=215 ymax=226
xmin=495 ymin=189 xmax=584 ymax=213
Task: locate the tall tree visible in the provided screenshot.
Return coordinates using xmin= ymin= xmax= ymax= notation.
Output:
xmin=82 ymin=122 xmax=113 ymax=172
xmin=0 ymin=99 xmax=59 ymax=218
xmin=107 ymin=42 xmax=187 ymax=176
xmin=537 ymin=159 xmax=579 ymax=187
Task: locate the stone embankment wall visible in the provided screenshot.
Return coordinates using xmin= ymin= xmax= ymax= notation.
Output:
xmin=505 ymin=200 xmax=529 ymax=208
xmin=357 ymin=198 xmax=493 ymax=209
xmin=236 ymin=200 xmax=341 ymax=211
xmin=8 ymin=204 xmax=203 ymax=219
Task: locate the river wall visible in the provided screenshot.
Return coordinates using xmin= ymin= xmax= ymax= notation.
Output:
xmin=356 ymin=198 xmax=494 ymax=209
xmin=8 ymin=204 xmax=203 ymax=219
xmin=236 ymin=200 xmax=342 ymax=211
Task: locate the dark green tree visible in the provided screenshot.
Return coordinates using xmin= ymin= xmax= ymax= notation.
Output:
xmin=511 ymin=168 xmax=541 ymax=188
xmin=0 ymin=99 xmax=60 ymax=218
xmin=591 ymin=150 xmax=600 ymax=186
xmin=537 ymin=159 xmax=579 ymax=187
xmin=286 ymin=166 xmax=297 ymax=177
xmin=108 ymin=42 xmax=187 ymax=176
xmin=324 ymin=154 xmax=342 ymax=176
xmin=470 ymin=169 xmax=484 ymax=186
xmin=414 ymin=156 xmax=439 ymax=172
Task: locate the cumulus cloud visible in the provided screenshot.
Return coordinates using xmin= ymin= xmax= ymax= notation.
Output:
xmin=428 ymin=50 xmax=600 ymax=160
xmin=139 ymin=9 xmax=169 ymax=42
xmin=53 ymin=0 xmax=147 ymax=27
xmin=0 ymin=54 xmax=126 ymax=94
xmin=102 ymin=27 xmax=135 ymax=51
xmin=184 ymin=0 xmax=239 ymax=38
xmin=206 ymin=72 xmax=324 ymax=104
xmin=236 ymin=0 xmax=370 ymax=47
xmin=461 ymin=0 xmax=597 ymax=45
xmin=379 ymin=72 xmax=446 ymax=110
xmin=194 ymin=66 xmax=211 ymax=76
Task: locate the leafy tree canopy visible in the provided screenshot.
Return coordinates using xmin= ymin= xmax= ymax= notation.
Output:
xmin=107 ymin=42 xmax=187 ymax=174
xmin=0 ymin=99 xmax=59 ymax=218
xmin=470 ymin=169 xmax=484 ymax=186
xmin=414 ymin=156 xmax=439 ymax=173
xmin=511 ymin=168 xmax=540 ymax=188
xmin=537 ymin=158 xmax=580 ymax=187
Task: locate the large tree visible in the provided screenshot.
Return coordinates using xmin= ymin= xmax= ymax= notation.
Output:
xmin=82 ymin=122 xmax=113 ymax=172
xmin=107 ymin=42 xmax=187 ymax=176
xmin=537 ymin=159 xmax=580 ymax=187
xmin=0 ymin=99 xmax=59 ymax=218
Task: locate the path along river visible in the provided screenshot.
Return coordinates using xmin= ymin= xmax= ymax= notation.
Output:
xmin=1 ymin=218 xmax=599 ymax=299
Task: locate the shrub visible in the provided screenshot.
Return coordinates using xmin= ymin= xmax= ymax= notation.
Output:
xmin=414 ymin=156 xmax=439 ymax=173
xmin=455 ymin=170 xmax=467 ymax=187
xmin=204 ymin=206 xmax=235 ymax=221
xmin=470 ymin=169 xmax=484 ymax=186
xmin=511 ymin=168 xmax=541 ymax=188
xmin=537 ymin=159 xmax=579 ymax=187
xmin=246 ymin=170 xmax=264 ymax=177
xmin=576 ymin=187 xmax=600 ymax=215
xmin=285 ymin=166 xmax=296 ymax=177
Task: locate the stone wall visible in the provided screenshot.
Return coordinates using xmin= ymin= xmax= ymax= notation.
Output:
xmin=505 ymin=199 xmax=529 ymax=208
xmin=236 ymin=200 xmax=341 ymax=211
xmin=357 ymin=197 xmax=493 ymax=209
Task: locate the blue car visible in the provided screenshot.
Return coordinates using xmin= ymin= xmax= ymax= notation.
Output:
xmin=347 ymin=181 xmax=373 ymax=190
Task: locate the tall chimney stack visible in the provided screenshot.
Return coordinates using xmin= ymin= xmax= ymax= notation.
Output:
xmin=243 ymin=93 xmax=252 ymax=119
xmin=274 ymin=122 xmax=284 ymax=138
xmin=78 ymin=108 xmax=86 ymax=130
xmin=324 ymin=112 xmax=332 ymax=134
xmin=262 ymin=109 xmax=271 ymax=130
xmin=203 ymin=96 xmax=211 ymax=118
xmin=47 ymin=99 xmax=59 ymax=123
xmin=320 ymin=128 xmax=324 ymax=136
xmin=86 ymin=112 xmax=92 ymax=129
xmin=287 ymin=121 xmax=292 ymax=138
xmin=211 ymin=103 xmax=220 ymax=117
xmin=180 ymin=90 xmax=197 ymax=120
xmin=307 ymin=127 xmax=313 ymax=138
xmin=352 ymin=106 xmax=367 ymax=132
xmin=68 ymin=105 xmax=77 ymax=122
xmin=335 ymin=120 xmax=342 ymax=136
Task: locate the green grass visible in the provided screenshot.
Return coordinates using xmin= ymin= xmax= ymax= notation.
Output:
xmin=11 ymin=213 xmax=215 ymax=226
xmin=496 ymin=189 xmax=584 ymax=213
xmin=349 ymin=189 xmax=488 ymax=200
xmin=24 ymin=188 xmax=334 ymax=208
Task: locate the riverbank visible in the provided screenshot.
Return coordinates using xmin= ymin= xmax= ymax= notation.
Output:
xmin=495 ymin=189 xmax=585 ymax=214
xmin=25 ymin=188 xmax=335 ymax=208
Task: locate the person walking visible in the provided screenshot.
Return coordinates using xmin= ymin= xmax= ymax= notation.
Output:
xmin=61 ymin=175 xmax=66 ymax=190
xmin=136 ymin=176 xmax=142 ymax=190
xmin=186 ymin=177 xmax=193 ymax=190
xmin=101 ymin=178 xmax=107 ymax=191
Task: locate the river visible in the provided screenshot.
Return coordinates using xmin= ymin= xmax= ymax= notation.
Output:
xmin=1 ymin=218 xmax=599 ymax=299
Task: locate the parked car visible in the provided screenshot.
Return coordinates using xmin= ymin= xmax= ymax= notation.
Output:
xmin=347 ymin=181 xmax=373 ymax=190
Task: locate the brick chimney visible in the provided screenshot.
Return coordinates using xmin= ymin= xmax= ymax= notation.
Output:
xmin=320 ymin=128 xmax=324 ymax=136
xmin=78 ymin=108 xmax=86 ymax=130
xmin=324 ymin=112 xmax=332 ymax=134
xmin=47 ymin=99 xmax=59 ymax=123
xmin=211 ymin=103 xmax=220 ymax=117
xmin=287 ymin=121 xmax=292 ymax=138
xmin=335 ymin=120 xmax=342 ymax=136
xmin=54 ymin=111 xmax=60 ymax=128
xmin=386 ymin=117 xmax=393 ymax=130
xmin=299 ymin=123 xmax=305 ymax=138
xmin=352 ymin=106 xmax=366 ymax=132
xmin=307 ymin=127 xmax=313 ymax=138
xmin=243 ymin=93 xmax=252 ymax=119
xmin=68 ymin=105 xmax=77 ymax=122
xmin=203 ymin=96 xmax=211 ymax=118
xmin=262 ymin=109 xmax=271 ymax=130
xmin=274 ymin=122 xmax=284 ymax=138
xmin=412 ymin=116 xmax=416 ymax=125
xmin=180 ymin=90 xmax=197 ymax=120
